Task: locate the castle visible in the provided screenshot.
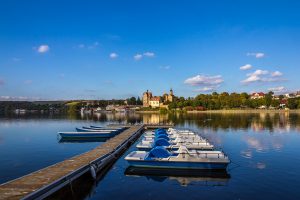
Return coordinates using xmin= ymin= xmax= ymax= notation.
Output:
xmin=142 ymin=89 xmax=175 ymax=108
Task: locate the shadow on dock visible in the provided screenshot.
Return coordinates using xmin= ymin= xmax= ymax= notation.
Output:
xmin=46 ymin=162 xmax=115 ymax=200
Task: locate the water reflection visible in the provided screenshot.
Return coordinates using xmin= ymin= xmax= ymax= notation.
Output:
xmin=2 ymin=111 xmax=300 ymax=133
xmin=124 ymin=167 xmax=230 ymax=187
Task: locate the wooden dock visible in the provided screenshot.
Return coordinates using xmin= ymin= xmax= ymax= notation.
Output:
xmin=0 ymin=125 xmax=145 ymax=200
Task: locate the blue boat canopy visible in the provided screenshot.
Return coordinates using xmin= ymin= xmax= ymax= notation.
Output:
xmin=155 ymin=134 xmax=170 ymax=141
xmin=155 ymin=129 xmax=167 ymax=135
xmin=154 ymin=138 xmax=170 ymax=146
xmin=146 ymin=146 xmax=171 ymax=159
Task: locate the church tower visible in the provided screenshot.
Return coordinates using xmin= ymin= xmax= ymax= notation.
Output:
xmin=142 ymin=90 xmax=152 ymax=107
xmin=167 ymin=88 xmax=174 ymax=102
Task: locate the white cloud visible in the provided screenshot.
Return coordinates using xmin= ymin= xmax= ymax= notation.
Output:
xmin=240 ymin=64 xmax=252 ymax=70
xmin=109 ymin=52 xmax=118 ymax=59
xmin=143 ymin=52 xmax=155 ymax=57
xmin=133 ymin=51 xmax=155 ymax=60
xmin=242 ymin=69 xmax=285 ymax=84
xmin=134 ymin=54 xmax=143 ymax=61
xmin=185 ymin=75 xmax=223 ymax=86
xmin=247 ymin=52 xmax=265 ymax=58
xmin=195 ymin=86 xmax=218 ymax=92
xmin=271 ymin=71 xmax=283 ymax=77
xmin=78 ymin=44 xmax=85 ymax=48
xmin=268 ymin=86 xmax=286 ymax=93
xmin=160 ymin=65 xmax=171 ymax=70
xmin=37 ymin=45 xmax=50 ymax=53
xmin=184 ymin=74 xmax=223 ymax=92
xmin=59 ymin=73 xmax=65 ymax=78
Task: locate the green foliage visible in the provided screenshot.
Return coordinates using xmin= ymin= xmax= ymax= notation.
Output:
xmin=167 ymin=93 xmax=300 ymax=110
xmin=159 ymin=108 xmax=168 ymax=114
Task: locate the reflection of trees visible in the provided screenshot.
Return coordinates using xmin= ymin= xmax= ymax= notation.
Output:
xmin=1 ymin=112 xmax=300 ymax=132
xmin=168 ymin=113 xmax=300 ymax=133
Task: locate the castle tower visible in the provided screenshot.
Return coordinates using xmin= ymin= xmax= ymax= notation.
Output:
xmin=167 ymin=88 xmax=174 ymax=102
xmin=142 ymin=90 xmax=152 ymax=107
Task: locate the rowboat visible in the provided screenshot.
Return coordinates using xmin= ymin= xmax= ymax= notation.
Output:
xmin=75 ymin=127 xmax=120 ymax=132
xmin=125 ymin=146 xmax=229 ymax=170
xmin=58 ymin=131 xmax=116 ymax=138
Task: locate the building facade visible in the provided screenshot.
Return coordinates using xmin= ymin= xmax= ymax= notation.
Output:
xmin=250 ymin=92 xmax=265 ymax=99
xmin=142 ymin=89 xmax=175 ymax=108
xmin=142 ymin=90 xmax=153 ymax=107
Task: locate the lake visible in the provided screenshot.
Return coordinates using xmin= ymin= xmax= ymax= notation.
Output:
xmin=0 ymin=112 xmax=300 ymax=200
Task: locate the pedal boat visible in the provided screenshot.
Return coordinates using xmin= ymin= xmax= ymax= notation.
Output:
xmin=136 ymin=138 xmax=214 ymax=151
xmin=125 ymin=146 xmax=229 ymax=170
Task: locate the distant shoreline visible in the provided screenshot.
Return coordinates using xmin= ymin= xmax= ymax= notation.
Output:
xmin=136 ymin=109 xmax=300 ymax=114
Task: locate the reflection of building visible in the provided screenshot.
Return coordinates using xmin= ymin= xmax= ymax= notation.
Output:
xmin=143 ymin=89 xmax=175 ymax=107
xmin=142 ymin=114 xmax=168 ymax=124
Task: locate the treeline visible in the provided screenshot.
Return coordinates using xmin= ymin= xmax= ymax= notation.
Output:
xmin=168 ymin=92 xmax=300 ymax=110
xmin=0 ymin=96 xmax=143 ymax=114
xmin=0 ymin=101 xmax=67 ymax=113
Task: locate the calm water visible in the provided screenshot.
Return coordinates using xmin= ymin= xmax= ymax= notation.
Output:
xmin=1 ymin=112 xmax=300 ymax=200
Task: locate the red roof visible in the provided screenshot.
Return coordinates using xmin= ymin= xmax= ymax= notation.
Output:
xmin=252 ymin=92 xmax=265 ymax=96
xmin=150 ymin=97 xmax=160 ymax=101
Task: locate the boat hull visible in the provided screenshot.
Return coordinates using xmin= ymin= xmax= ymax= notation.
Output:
xmin=76 ymin=128 xmax=119 ymax=132
xmin=59 ymin=132 xmax=116 ymax=138
xmin=126 ymin=160 xmax=228 ymax=170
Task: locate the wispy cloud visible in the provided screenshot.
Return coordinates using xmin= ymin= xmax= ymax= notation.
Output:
xmin=160 ymin=65 xmax=171 ymax=70
xmin=134 ymin=52 xmax=155 ymax=60
xmin=37 ymin=45 xmax=50 ymax=53
xmin=12 ymin=57 xmax=21 ymax=62
xmin=195 ymin=86 xmax=218 ymax=92
xmin=241 ymin=69 xmax=284 ymax=84
xmin=134 ymin=54 xmax=143 ymax=61
xmin=271 ymin=71 xmax=283 ymax=77
xmin=184 ymin=74 xmax=223 ymax=92
xmin=84 ymin=89 xmax=97 ymax=93
xmin=76 ymin=41 xmax=99 ymax=49
xmin=0 ymin=79 xmax=5 ymax=86
xmin=109 ymin=52 xmax=118 ymax=59
xmin=88 ymin=41 xmax=99 ymax=49
xmin=143 ymin=52 xmax=155 ymax=57
xmin=0 ymin=96 xmax=42 ymax=101
xmin=58 ymin=73 xmax=65 ymax=78
xmin=78 ymin=44 xmax=85 ymax=48
xmin=268 ymin=86 xmax=286 ymax=93
xmin=247 ymin=52 xmax=265 ymax=58
xmin=240 ymin=64 xmax=252 ymax=70
xmin=24 ymin=80 xmax=32 ymax=84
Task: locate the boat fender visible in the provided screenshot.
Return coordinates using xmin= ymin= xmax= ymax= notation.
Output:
xmin=90 ymin=164 xmax=97 ymax=180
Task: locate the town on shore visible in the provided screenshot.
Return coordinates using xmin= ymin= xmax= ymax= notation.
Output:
xmin=1 ymin=89 xmax=300 ymax=115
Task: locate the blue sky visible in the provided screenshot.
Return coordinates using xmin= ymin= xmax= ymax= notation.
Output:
xmin=1 ymin=0 xmax=300 ymax=100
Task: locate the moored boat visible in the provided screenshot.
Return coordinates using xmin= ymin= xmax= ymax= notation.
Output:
xmin=58 ymin=131 xmax=116 ymax=138
xmin=136 ymin=138 xmax=214 ymax=151
xmin=125 ymin=146 xmax=230 ymax=170
xmin=76 ymin=127 xmax=120 ymax=132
